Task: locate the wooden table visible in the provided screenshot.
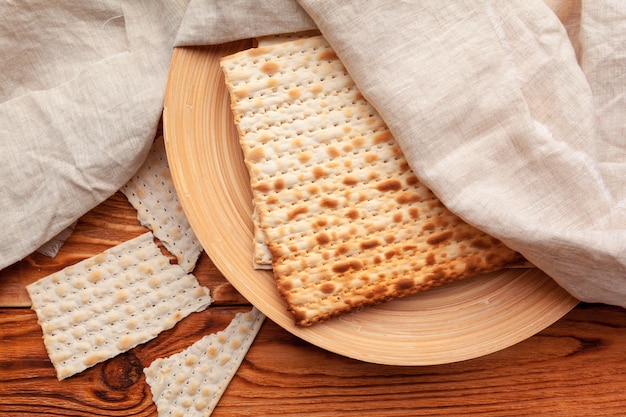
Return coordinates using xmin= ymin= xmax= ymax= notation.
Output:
xmin=1 ymin=191 xmax=626 ymax=417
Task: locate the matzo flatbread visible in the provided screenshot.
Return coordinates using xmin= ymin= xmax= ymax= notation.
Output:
xmin=144 ymin=308 xmax=265 ymax=417
xmin=221 ymin=36 xmax=525 ymax=326
xmin=122 ymin=135 xmax=203 ymax=272
xmin=26 ymin=232 xmax=213 ymax=380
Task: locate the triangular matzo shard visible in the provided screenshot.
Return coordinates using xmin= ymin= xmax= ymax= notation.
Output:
xmin=220 ymin=35 xmax=525 ymax=326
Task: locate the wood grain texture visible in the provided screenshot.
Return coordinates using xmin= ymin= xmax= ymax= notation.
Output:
xmin=1 ymin=304 xmax=626 ymax=417
xmin=1 ymin=192 xmax=626 ymax=416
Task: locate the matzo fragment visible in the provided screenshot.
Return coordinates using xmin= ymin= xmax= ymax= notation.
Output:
xmin=144 ymin=307 xmax=265 ymax=417
xmin=220 ymin=36 xmax=525 ymax=326
xmin=122 ymin=135 xmax=203 ymax=272
xmin=26 ymin=232 xmax=213 ymax=380
xmin=256 ymin=29 xmax=321 ymax=48
xmin=36 ymin=221 xmax=77 ymax=258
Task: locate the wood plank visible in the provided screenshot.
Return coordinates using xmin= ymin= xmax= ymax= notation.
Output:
xmin=1 ymin=304 xmax=626 ymax=416
xmin=0 ymin=192 xmax=248 ymax=307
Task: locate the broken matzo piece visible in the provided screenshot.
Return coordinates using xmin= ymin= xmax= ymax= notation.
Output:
xmin=122 ymin=135 xmax=203 ymax=272
xmin=252 ymin=205 xmax=273 ymax=269
xmin=26 ymin=232 xmax=213 ymax=380
xmin=144 ymin=307 xmax=265 ymax=417
xmin=36 ymin=221 xmax=77 ymax=258
xmin=220 ymin=35 xmax=525 ymax=326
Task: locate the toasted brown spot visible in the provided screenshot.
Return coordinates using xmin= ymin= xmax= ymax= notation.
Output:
xmin=327 ymin=146 xmax=341 ymax=158
xmin=470 ymin=237 xmax=492 ymax=250
xmin=288 ymin=88 xmax=301 ymax=99
xmin=435 ymin=216 xmax=450 ymax=228
xmin=428 ymin=200 xmax=443 ymax=209
xmin=376 ymin=179 xmax=402 ymax=192
xmin=408 ymin=208 xmax=419 ymax=219
xmin=247 ymin=46 xmax=273 ymax=56
xmin=312 ymin=166 xmax=327 ymax=179
xmin=399 ymin=161 xmax=411 ymax=172
xmin=248 ymin=147 xmax=265 ymax=162
xmin=402 ymin=245 xmax=417 ymax=252
xmin=385 ymin=250 xmax=395 ymax=260
xmin=374 ymin=255 xmax=383 ymax=264
xmin=395 ymin=278 xmax=415 ymax=291
xmin=278 ymin=280 xmax=293 ymax=292
xmin=392 ymin=146 xmax=404 ymax=157
xmin=320 ymin=282 xmax=336 ymax=294
xmin=88 ymin=270 xmax=102 ymax=284
xmin=298 ymin=151 xmax=312 ymax=163
xmin=316 ymin=232 xmax=331 ymax=245
xmin=448 ymin=228 xmax=468 ymax=242
xmin=332 ymin=259 xmax=364 ymax=273
xmin=335 ymin=244 xmax=349 ymax=256
xmin=426 ymin=252 xmax=436 ymax=266
xmin=310 ymin=84 xmax=323 ymax=94
xmin=315 ymin=218 xmax=328 ymax=228
xmin=320 ymin=197 xmax=339 ymax=208
xmin=464 ymin=255 xmax=483 ymax=274
xmin=234 ymin=88 xmax=249 ymax=99
xmin=318 ymin=50 xmax=338 ymax=61
xmin=428 ymin=268 xmax=447 ymax=283
xmin=422 ymin=222 xmax=435 ymax=232
xmin=384 ymin=234 xmax=395 ymax=244
xmin=343 ymin=175 xmax=358 ymax=186
xmin=351 ymin=136 xmax=366 ymax=147
xmin=253 ymin=182 xmax=270 ymax=193
xmin=116 ymin=335 xmax=135 ymax=351
xmin=346 ymin=208 xmax=359 ymax=219
xmin=267 ymin=195 xmax=278 ymax=205
xmin=360 ymin=239 xmax=380 ymax=250
xmin=396 ymin=192 xmax=421 ymax=204
xmin=273 ymin=178 xmax=285 ymax=191
xmin=427 ymin=230 xmax=454 ymax=245
xmin=261 ymin=61 xmax=280 ymax=75
xmin=393 ymin=212 xmax=403 ymax=223
xmin=364 ymin=153 xmax=378 ymax=163
xmin=332 ymin=261 xmax=351 ymax=274
xmin=406 ymin=175 xmax=419 ymax=186
xmin=84 ymin=352 xmax=110 ymax=367
xmin=266 ymin=78 xmax=280 ymax=88
xmin=373 ymin=131 xmax=392 ymax=144
xmin=258 ymin=133 xmax=273 ymax=144
xmin=287 ymin=205 xmax=308 ymax=220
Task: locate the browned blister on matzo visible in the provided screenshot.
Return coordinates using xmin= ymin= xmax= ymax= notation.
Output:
xmin=220 ymin=36 xmax=525 ymax=326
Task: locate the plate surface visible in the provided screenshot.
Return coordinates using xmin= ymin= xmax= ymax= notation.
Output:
xmin=163 ymin=42 xmax=578 ymax=366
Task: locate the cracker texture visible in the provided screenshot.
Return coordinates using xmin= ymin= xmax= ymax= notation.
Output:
xmin=144 ymin=307 xmax=265 ymax=417
xmin=122 ymin=135 xmax=203 ymax=272
xmin=221 ymin=36 xmax=524 ymax=326
xmin=26 ymin=232 xmax=213 ymax=380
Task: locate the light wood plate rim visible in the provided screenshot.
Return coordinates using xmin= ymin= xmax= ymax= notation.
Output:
xmin=162 ymin=42 xmax=579 ymax=366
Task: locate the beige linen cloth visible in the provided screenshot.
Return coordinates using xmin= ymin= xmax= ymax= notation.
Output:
xmin=2 ymin=1 xmax=624 ymax=308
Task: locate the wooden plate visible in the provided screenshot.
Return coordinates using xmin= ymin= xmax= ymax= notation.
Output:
xmin=163 ymin=41 xmax=579 ymax=366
